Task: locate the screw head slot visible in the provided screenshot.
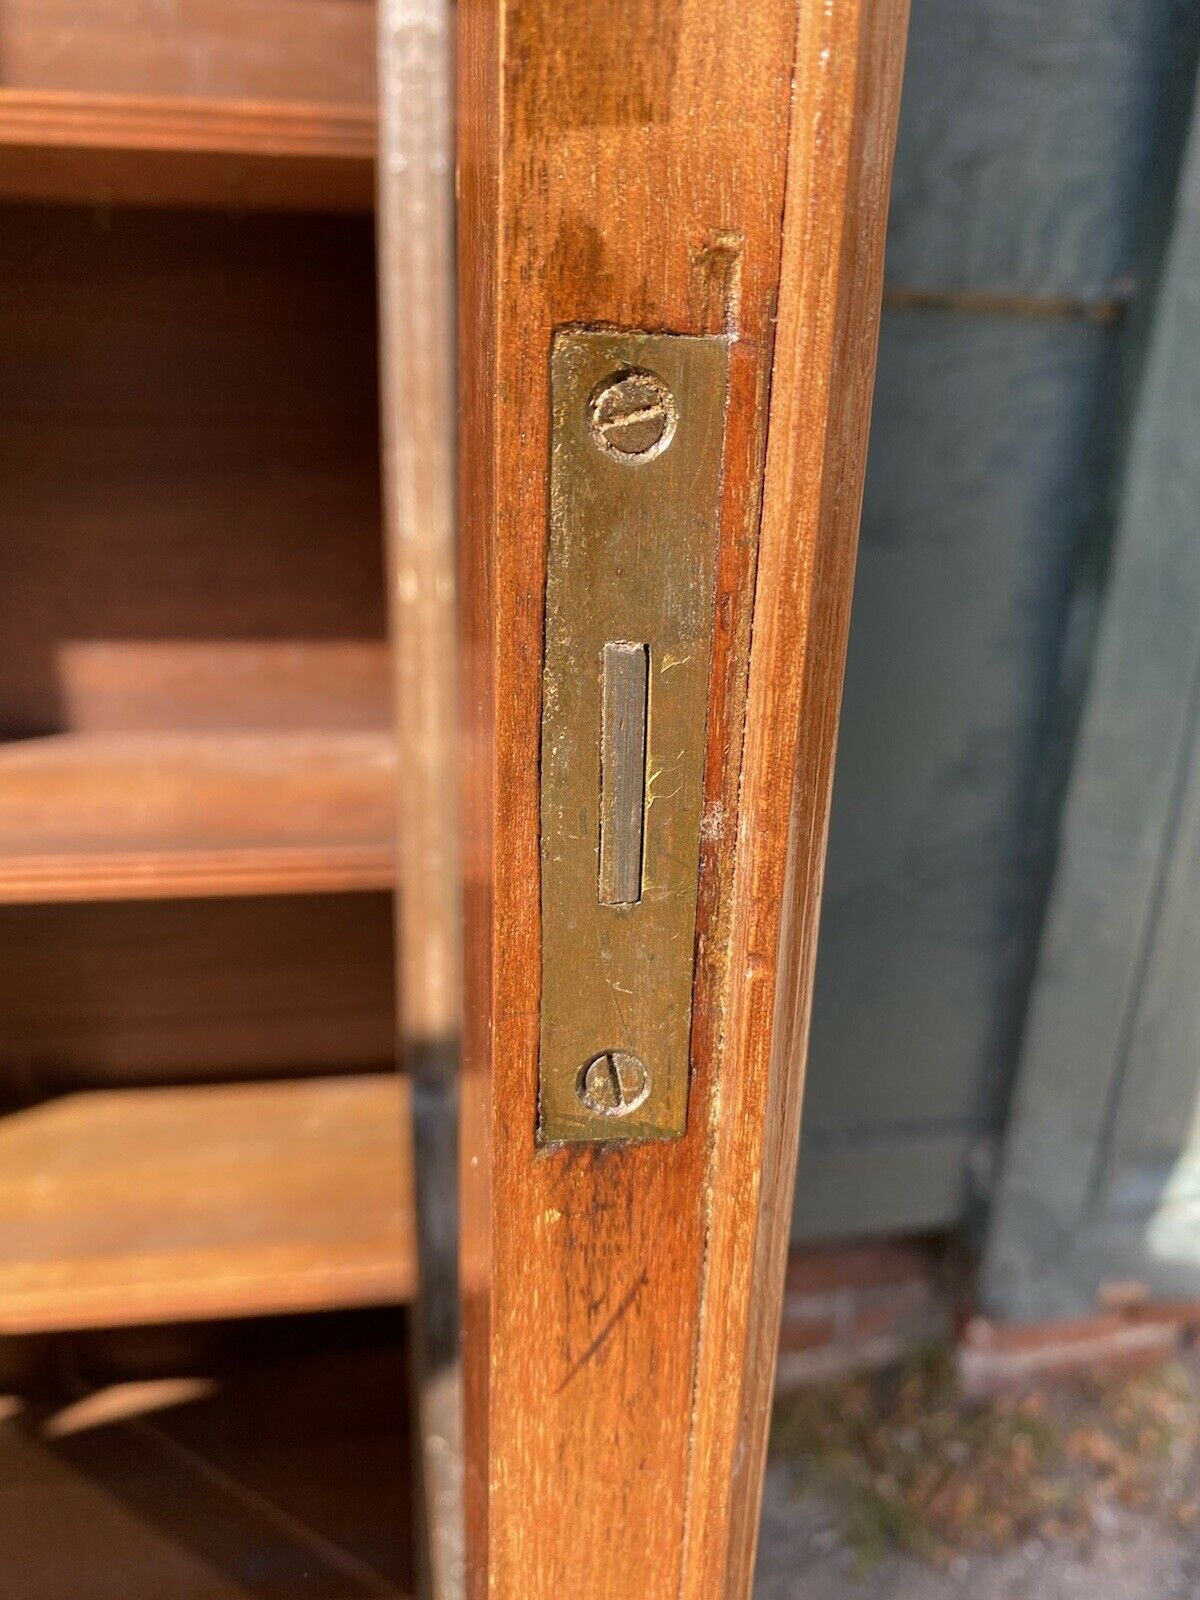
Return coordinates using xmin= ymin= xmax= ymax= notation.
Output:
xmin=576 ymin=1050 xmax=651 ymax=1116
xmin=587 ymin=369 xmax=677 ymax=462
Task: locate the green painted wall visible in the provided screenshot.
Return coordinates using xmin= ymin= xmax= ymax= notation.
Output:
xmin=793 ymin=0 xmax=1200 ymax=1241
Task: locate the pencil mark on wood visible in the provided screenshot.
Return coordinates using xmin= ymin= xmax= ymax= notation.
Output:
xmin=555 ymin=1268 xmax=648 ymax=1393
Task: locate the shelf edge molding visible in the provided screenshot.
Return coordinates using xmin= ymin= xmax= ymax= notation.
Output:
xmin=0 ymin=88 xmax=377 ymax=211
xmin=0 ymin=730 xmax=398 ymax=905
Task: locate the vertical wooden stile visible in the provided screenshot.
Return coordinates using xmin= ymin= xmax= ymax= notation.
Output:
xmin=455 ymin=1 xmax=909 ymax=1597
xmin=377 ymin=2 xmax=465 ymax=1597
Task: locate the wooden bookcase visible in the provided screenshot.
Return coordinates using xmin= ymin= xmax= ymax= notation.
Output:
xmin=0 ymin=3 xmax=907 ymax=1593
xmin=0 ymin=1 xmax=412 ymax=1338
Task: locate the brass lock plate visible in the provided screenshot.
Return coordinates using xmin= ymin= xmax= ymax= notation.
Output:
xmin=539 ymin=329 xmax=729 ymax=1144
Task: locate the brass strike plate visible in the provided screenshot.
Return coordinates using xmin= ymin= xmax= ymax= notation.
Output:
xmin=539 ymin=329 xmax=728 ymax=1144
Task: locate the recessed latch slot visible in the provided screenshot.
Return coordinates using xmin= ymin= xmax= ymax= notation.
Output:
xmin=599 ymin=641 xmax=649 ymax=909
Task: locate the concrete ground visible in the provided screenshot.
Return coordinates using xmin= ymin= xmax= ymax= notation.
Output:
xmin=755 ymin=1463 xmax=1197 ymax=1598
xmin=756 ymin=1349 xmax=1200 ymax=1599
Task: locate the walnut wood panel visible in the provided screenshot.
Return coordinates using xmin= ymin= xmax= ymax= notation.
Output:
xmin=0 ymin=1074 xmax=413 ymax=1332
xmin=0 ymin=90 xmax=375 ymax=211
xmin=0 ymin=730 xmax=395 ymax=902
xmin=0 ymin=894 xmax=395 ymax=1090
xmin=456 ymin=1 xmax=906 ymax=1597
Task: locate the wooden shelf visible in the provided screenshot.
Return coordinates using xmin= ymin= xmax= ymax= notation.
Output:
xmin=0 ymin=1074 xmax=414 ymax=1333
xmin=0 ymin=730 xmax=397 ymax=903
xmin=0 ymin=89 xmax=376 ymax=211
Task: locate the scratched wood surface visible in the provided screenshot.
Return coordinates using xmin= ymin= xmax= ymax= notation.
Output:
xmin=456 ymin=1 xmax=906 ymax=1597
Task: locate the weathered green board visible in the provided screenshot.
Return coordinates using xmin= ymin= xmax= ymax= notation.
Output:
xmin=794 ymin=0 xmax=1200 ymax=1243
xmin=982 ymin=57 xmax=1200 ymax=1316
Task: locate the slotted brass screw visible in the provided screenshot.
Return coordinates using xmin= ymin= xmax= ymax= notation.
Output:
xmin=587 ymin=369 xmax=676 ymax=461
xmin=577 ymin=1050 xmax=650 ymax=1116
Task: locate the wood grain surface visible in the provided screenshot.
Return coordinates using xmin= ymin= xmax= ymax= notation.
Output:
xmin=456 ymin=1 xmax=906 ymax=1597
xmin=0 ymin=894 xmax=395 ymax=1087
xmin=0 ymin=89 xmax=375 ymax=211
xmin=0 ymin=0 xmax=376 ymax=207
xmin=378 ymin=0 xmax=461 ymax=1057
xmin=0 ymin=1074 xmax=413 ymax=1332
xmin=0 ymin=730 xmax=395 ymax=902
xmin=0 ymin=203 xmax=390 ymax=902
xmin=0 ymin=204 xmax=385 ymax=743
xmin=689 ymin=5 xmax=908 ymax=1588
xmin=0 ymin=0 xmax=375 ymax=106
